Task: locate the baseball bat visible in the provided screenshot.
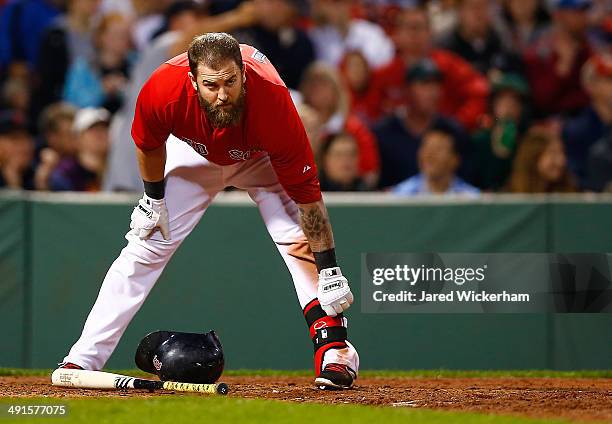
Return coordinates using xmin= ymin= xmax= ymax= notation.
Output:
xmin=51 ymin=369 xmax=229 ymax=395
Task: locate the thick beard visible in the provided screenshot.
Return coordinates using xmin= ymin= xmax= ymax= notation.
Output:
xmin=199 ymin=85 xmax=246 ymax=128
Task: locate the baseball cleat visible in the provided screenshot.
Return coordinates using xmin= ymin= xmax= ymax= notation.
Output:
xmin=315 ymin=363 xmax=356 ymax=390
xmin=57 ymin=362 xmax=84 ymax=370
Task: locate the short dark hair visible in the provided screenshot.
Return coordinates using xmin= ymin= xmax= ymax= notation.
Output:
xmin=425 ymin=122 xmax=459 ymax=154
xmin=187 ymin=33 xmax=243 ymax=76
xmin=317 ymin=132 xmax=357 ymax=162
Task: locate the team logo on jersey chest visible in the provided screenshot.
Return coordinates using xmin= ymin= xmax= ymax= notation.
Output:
xmin=179 ymin=137 xmax=208 ymax=156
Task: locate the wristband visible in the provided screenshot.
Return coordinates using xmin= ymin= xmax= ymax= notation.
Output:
xmin=313 ymin=248 xmax=338 ymax=272
xmin=143 ymin=179 xmax=165 ymax=200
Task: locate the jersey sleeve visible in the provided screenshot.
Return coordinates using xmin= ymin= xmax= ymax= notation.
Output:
xmin=131 ymin=71 xmax=173 ymax=151
xmin=261 ymin=87 xmax=322 ymax=204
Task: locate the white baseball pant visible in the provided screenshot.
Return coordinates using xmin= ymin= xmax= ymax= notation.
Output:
xmin=63 ymin=135 xmax=358 ymax=373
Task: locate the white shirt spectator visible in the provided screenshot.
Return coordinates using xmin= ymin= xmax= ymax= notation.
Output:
xmin=392 ymin=174 xmax=480 ymax=196
xmin=309 ymin=19 xmax=394 ymax=69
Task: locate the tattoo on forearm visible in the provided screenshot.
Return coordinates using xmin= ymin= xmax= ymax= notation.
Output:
xmin=298 ymin=202 xmax=335 ymax=252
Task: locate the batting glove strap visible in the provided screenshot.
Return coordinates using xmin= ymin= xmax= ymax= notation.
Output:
xmin=319 ymin=266 xmax=342 ymax=279
xmin=308 ymin=315 xmax=347 ymax=339
xmin=312 ymin=326 xmax=347 ymax=351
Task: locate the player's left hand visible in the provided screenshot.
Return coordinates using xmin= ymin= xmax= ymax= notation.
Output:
xmin=129 ymin=194 xmax=171 ymax=241
xmin=317 ymin=267 xmax=353 ymax=317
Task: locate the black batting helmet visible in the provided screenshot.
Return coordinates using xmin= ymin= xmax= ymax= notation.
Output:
xmin=135 ymin=330 xmax=224 ymax=383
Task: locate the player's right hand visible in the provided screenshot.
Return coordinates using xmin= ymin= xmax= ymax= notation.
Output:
xmin=318 ymin=267 xmax=354 ymax=317
xmin=129 ymin=194 xmax=170 ymax=241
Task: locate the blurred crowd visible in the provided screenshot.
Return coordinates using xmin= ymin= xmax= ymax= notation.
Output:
xmin=1 ymin=0 xmax=611 ymax=196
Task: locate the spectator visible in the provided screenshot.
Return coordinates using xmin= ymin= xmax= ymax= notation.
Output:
xmin=438 ymin=0 xmax=520 ymax=76
xmin=472 ymin=73 xmax=530 ymax=190
xmin=590 ymin=14 xmax=612 ymax=52
xmin=38 ymin=102 xmax=77 ymax=157
xmin=296 ymin=102 xmax=324 ymax=151
xmin=425 ymin=0 xmax=458 ymax=39
xmin=354 ymin=1 xmax=404 ymax=36
xmin=497 ymin=0 xmax=551 ymax=54
xmin=1 ymin=74 xmax=30 ymax=116
xmin=507 ymin=126 xmax=577 ymax=193
xmin=63 ymin=13 xmax=133 ymax=113
xmin=34 ymin=102 xmax=77 ymax=190
xmin=587 ymin=0 xmax=612 ymax=38
xmin=563 ymin=53 xmax=612 ymax=183
xmin=373 ymin=58 xmax=467 ymax=189
xmin=339 ymin=50 xmax=382 ymax=125
xmin=32 ymin=0 xmax=101 ymax=119
xmin=0 ymin=0 xmax=62 ymax=72
xmin=318 ymin=132 xmax=369 ymax=191
xmin=299 ymin=62 xmax=380 ymax=187
xmin=236 ymin=0 xmax=314 ymax=90
xmin=166 ymin=1 xmax=257 ymax=58
xmin=309 ymin=0 xmax=394 ymax=69
xmin=587 ymin=130 xmax=612 ymax=192
xmin=584 ymin=54 xmax=612 ymax=191
xmin=49 ymin=107 xmax=110 ymax=191
xmin=373 ymin=6 xmax=488 ymax=131
xmin=99 ymin=0 xmax=174 ymax=51
xmin=103 ymin=1 xmax=257 ymax=191
xmin=392 ymin=125 xmax=479 ymax=196
xmin=0 ymin=110 xmax=35 ymax=189
xmin=149 ymin=0 xmax=206 ymax=43
xmin=523 ymin=0 xmax=593 ymax=118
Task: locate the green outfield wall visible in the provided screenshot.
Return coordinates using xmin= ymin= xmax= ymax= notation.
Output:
xmin=0 ymin=192 xmax=610 ymax=370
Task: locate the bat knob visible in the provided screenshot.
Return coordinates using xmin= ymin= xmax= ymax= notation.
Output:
xmin=216 ymin=383 xmax=229 ymax=395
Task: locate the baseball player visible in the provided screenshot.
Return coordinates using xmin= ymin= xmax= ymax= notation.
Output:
xmin=57 ymin=33 xmax=359 ymax=390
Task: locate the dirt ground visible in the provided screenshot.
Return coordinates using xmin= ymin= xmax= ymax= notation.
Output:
xmin=1 ymin=375 xmax=611 ymax=423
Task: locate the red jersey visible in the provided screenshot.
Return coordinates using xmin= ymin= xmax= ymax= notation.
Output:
xmin=372 ymin=50 xmax=489 ymax=131
xmin=132 ymin=45 xmax=321 ymax=204
xmin=523 ymin=35 xmax=591 ymax=116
